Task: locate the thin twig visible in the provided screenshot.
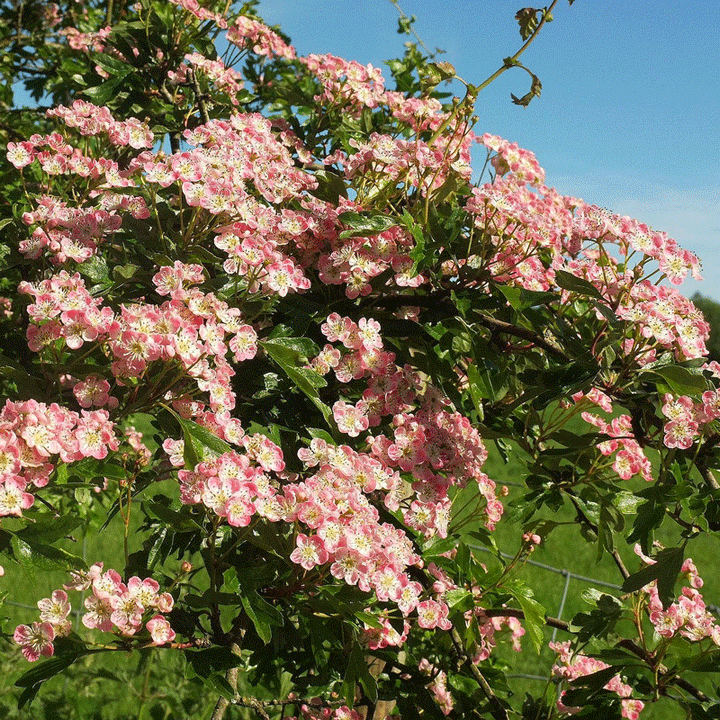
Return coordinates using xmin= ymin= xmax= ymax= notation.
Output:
xmin=474 ymin=0 xmax=560 ymax=95
xmin=449 ymin=627 xmax=508 ymax=720
xmin=187 ymin=68 xmax=210 ymax=125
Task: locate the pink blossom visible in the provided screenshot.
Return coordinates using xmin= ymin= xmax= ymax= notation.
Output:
xmin=14 ymin=622 xmax=55 ymax=661
xmin=146 ymin=615 xmax=176 ymax=645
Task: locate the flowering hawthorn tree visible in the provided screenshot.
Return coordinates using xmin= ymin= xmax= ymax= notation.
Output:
xmin=1 ymin=1 xmax=720 ymax=718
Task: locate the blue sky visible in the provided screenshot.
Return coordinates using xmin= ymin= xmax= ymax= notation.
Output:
xmin=258 ymin=0 xmax=720 ymax=300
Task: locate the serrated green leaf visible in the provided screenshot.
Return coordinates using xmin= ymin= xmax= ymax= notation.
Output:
xmin=145 ymin=501 xmax=203 ymax=532
xmin=647 ymin=365 xmax=706 ymax=396
xmin=16 ymin=515 xmax=83 ymax=544
xmin=11 ymin=535 xmax=87 ymax=572
xmin=444 ymin=588 xmax=474 ymax=613
xmin=555 ymin=270 xmax=604 ymax=300
xmin=338 ymin=211 xmax=398 ymax=239
xmin=261 ymin=340 xmax=333 ymax=428
xmin=621 ymin=546 xmax=684 ymax=609
xmin=511 ymin=587 xmax=545 ymax=655
xmin=15 ymin=652 xmax=86 ymax=689
xmin=168 ymin=410 xmax=233 ymax=470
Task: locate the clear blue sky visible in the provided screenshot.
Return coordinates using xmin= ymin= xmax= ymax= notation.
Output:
xmin=258 ymin=0 xmax=720 ymax=300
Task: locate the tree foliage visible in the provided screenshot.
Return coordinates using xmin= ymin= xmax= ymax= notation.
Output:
xmin=0 ymin=2 xmax=719 ymax=719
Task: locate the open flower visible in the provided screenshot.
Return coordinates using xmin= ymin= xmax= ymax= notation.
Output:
xmin=14 ymin=622 xmax=55 ymax=661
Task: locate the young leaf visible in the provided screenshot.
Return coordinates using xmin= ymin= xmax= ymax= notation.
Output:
xmin=513 ymin=591 xmax=545 ymax=655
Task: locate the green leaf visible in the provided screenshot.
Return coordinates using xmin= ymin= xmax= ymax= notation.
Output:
xmin=499 ymin=285 xmax=556 ymax=311
xmin=185 ymin=647 xmax=243 ymax=679
xmin=311 ymin=169 xmax=348 ymax=204
xmin=338 ymin=211 xmax=398 ymax=239
xmin=555 ymin=270 xmax=605 ymax=300
xmin=343 ymin=641 xmax=378 ymax=706
xmin=646 ymin=365 xmax=706 ymax=396
xmin=261 ymin=335 xmax=318 ymax=362
xmin=239 ymin=590 xmax=281 ymax=644
xmin=184 ymin=591 xmax=242 ymax=609
xmin=11 ymin=535 xmax=87 ymax=572
xmin=261 ymin=340 xmax=333 ymax=427
xmin=513 ymin=590 xmax=545 ymax=655
xmin=16 ymin=515 xmax=83 ymax=545
xmin=621 ymin=546 xmax=685 ymax=609
xmin=112 ymin=264 xmax=141 ymax=282
xmin=568 ymin=594 xmax=623 ymax=642
xmin=401 ymin=210 xmax=427 ymax=275
xmin=466 ymin=362 xmax=507 ymax=404
xmin=169 ymin=412 xmax=233 ymax=470
xmin=83 ymin=76 xmax=129 ymax=105
xmin=613 ymin=491 xmax=643 ymax=515
xmin=144 ymin=501 xmax=203 ymax=532
xmin=444 ymin=588 xmax=474 ymax=614
xmin=16 ymin=651 xmax=88 ymax=707
xmin=515 ymin=8 xmax=540 ymax=40
xmin=93 ymin=53 xmax=135 ymax=77
xmin=568 ymin=665 xmax=620 ymax=691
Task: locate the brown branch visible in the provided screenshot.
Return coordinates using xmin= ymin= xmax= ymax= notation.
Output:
xmin=449 ymin=627 xmax=508 ymax=720
xmin=481 ymin=607 xmax=568 ymax=631
xmin=187 ymin=68 xmax=210 ymax=125
xmin=616 ymin=639 xmax=711 ymax=703
xmin=698 ymin=463 xmax=720 ymax=491
xmin=159 ymin=81 xmax=181 ymax=154
xmin=472 ymin=312 xmax=570 ymax=362
xmin=231 ymin=696 xmax=348 ymax=710
xmin=209 ymin=639 xmax=244 ymax=720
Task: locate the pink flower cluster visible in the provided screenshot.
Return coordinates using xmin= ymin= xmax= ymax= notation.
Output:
xmin=167 ymin=415 xmax=464 ymax=631
xmin=314 ymin=210 xmax=426 ymax=299
xmin=227 ymin=15 xmax=295 ymax=60
xmin=579 ymin=409 xmax=653 ymax=482
xmin=572 ymin=203 xmax=702 ymax=286
xmin=283 ymin=706 xmax=362 ymax=720
xmin=301 ymin=54 xmax=386 ymax=113
xmin=175 ymin=444 xmax=280 ymax=526
xmin=7 ymin=131 xmax=132 ymax=189
xmin=156 ymin=114 xmax=316 ymax=208
xmin=479 ymin=133 xmax=546 ymax=187
xmin=59 ymin=26 xmax=111 ymax=53
xmin=418 ymin=659 xmax=454 ymax=715
xmin=167 ymin=0 xmax=228 ymax=27
xmin=19 ymin=194 xmax=123 ymax=263
xmin=314 ymin=314 xmax=500 ymax=535
xmin=343 ymin=130 xmax=473 ymax=194
xmin=47 ymin=100 xmax=154 ymax=149
xmin=19 ymin=264 xmax=259 ymax=415
xmin=180 ymin=52 xmax=245 ymax=104
xmin=466 ymin=177 xmax=574 ymax=292
xmin=551 ymin=641 xmax=644 ymax=720
xmin=14 ymin=563 xmax=175 ymax=661
xmin=465 ymin=138 xmax=706 ymax=356
xmin=634 ymin=545 xmax=720 ymax=644
xmin=615 ymin=282 xmax=708 ymax=362
xmin=655 ymin=389 xmax=720 ymax=450
xmin=0 ymin=398 xmax=118 ymax=518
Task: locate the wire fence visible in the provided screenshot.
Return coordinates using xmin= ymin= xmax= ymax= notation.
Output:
xmin=5 ymin=537 xmax=718 ymax=683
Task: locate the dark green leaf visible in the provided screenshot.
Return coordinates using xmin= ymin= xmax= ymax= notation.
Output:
xmin=555 ymin=270 xmax=605 ymax=300
xmin=144 ymin=501 xmax=203 ymax=532
xmin=621 ymin=546 xmax=685 ymax=609
xmin=646 ymin=365 xmax=706 ymax=396
xmin=11 ymin=536 xmax=86 ymax=572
